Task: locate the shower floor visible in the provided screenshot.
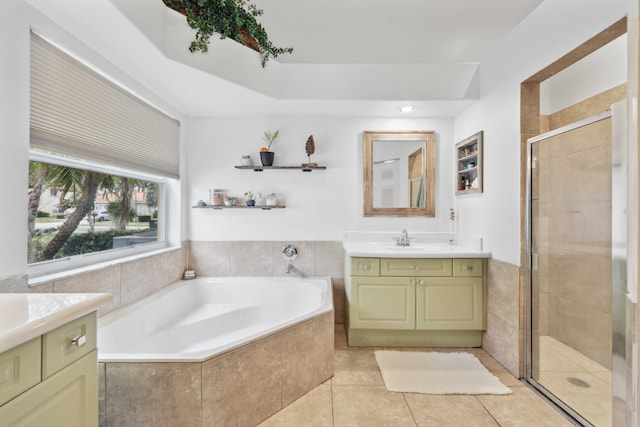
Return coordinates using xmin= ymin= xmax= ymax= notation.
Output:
xmin=538 ymin=336 xmax=611 ymax=426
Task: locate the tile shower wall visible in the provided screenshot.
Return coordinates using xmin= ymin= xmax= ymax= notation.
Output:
xmin=188 ymin=240 xmax=346 ymax=323
xmin=0 ymin=247 xmax=187 ymax=316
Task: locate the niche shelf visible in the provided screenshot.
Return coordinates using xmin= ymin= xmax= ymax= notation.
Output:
xmin=234 ymin=165 xmax=326 ymax=172
xmin=455 ymin=131 xmax=483 ymax=195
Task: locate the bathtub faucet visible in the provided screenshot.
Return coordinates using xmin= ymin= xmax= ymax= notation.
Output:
xmin=286 ymin=263 xmax=294 ymax=274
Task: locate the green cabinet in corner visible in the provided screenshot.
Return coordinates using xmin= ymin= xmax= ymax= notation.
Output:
xmin=345 ymin=256 xmax=486 ymax=347
xmin=0 ymin=312 xmax=99 ymax=427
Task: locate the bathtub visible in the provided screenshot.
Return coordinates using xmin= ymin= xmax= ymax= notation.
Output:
xmin=98 ymin=276 xmax=333 ymax=362
xmin=97 ymin=276 xmax=335 ymax=426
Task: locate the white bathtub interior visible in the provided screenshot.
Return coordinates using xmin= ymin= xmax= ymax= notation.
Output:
xmin=97 ymin=276 xmax=333 ymax=362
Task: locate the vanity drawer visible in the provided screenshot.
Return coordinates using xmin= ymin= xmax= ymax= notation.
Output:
xmin=0 ymin=337 xmax=41 ymax=406
xmin=42 ymin=312 xmax=97 ymax=379
xmin=381 ymin=258 xmax=452 ymax=277
xmin=453 ymin=259 xmax=483 ymax=277
xmin=351 ymin=258 xmax=380 ymax=276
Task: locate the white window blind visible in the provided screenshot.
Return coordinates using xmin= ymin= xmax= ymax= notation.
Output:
xmin=30 ymin=32 xmax=180 ymax=179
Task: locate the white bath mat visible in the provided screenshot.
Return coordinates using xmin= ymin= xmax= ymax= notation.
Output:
xmin=374 ymin=350 xmax=512 ymax=395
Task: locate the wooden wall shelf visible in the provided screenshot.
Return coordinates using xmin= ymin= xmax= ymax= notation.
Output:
xmin=235 ymin=165 xmax=326 ymax=172
xmin=193 ymin=205 xmax=285 ymax=210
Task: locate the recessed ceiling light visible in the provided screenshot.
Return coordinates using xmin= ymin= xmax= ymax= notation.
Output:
xmin=399 ymin=105 xmax=415 ymax=113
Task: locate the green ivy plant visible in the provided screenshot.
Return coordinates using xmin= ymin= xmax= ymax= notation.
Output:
xmin=163 ymin=0 xmax=293 ymax=67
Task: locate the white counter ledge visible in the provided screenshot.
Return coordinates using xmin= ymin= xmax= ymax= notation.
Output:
xmin=342 ymin=231 xmax=491 ymax=259
xmin=0 ymin=293 xmax=112 ymax=353
xmin=343 ymin=242 xmax=491 ymax=258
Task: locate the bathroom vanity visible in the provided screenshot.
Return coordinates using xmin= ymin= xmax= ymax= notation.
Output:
xmin=0 ymin=293 xmax=111 ymax=427
xmin=343 ymin=233 xmax=490 ymax=347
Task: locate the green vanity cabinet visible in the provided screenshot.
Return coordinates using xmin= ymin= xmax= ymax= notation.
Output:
xmin=345 ymin=256 xmax=486 ymax=347
xmin=0 ymin=312 xmax=99 ymax=427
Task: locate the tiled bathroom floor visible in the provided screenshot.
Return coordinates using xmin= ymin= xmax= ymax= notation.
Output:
xmin=258 ymin=325 xmax=575 ymax=427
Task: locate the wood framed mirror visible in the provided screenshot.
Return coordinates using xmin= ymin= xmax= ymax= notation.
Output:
xmin=363 ymin=130 xmax=436 ymax=217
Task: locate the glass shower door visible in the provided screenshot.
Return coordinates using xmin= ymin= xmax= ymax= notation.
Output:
xmin=527 ymin=111 xmax=614 ymax=426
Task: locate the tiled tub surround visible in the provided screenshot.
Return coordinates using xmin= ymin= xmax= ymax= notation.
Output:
xmin=98 ymin=282 xmax=334 ymax=427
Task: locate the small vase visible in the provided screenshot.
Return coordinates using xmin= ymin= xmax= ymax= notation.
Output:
xmin=260 ymin=151 xmax=275 ymax=167
xmin=246 ymin=200 xmax=256 ymax=206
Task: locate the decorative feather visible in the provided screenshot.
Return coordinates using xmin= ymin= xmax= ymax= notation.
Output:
xmin=305 ymin=135 xmax=315 ymax=157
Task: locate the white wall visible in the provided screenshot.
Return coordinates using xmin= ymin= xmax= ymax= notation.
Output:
xmin=0 ymin=0 xmax=30 ymax=279
xmin=455 ymin=0 xmax=628 ymax=265
xmin=187 ymin=116 xmax=456 ymax=241
xmin=541 ymin=34 xmax=627 ymax=114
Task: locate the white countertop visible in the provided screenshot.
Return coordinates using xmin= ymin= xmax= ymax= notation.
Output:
xmin=343 ymin=231 xmax=491 ymax=258
xmin=0 ymin=293 xmax=112 ymax=353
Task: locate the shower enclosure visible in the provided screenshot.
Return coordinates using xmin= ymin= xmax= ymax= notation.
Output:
xmin=525 ymin=102 xmax=627 ymax=426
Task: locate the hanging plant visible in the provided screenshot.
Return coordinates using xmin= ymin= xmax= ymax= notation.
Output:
xmin=163 ymin=0 xmax=293 ymax=67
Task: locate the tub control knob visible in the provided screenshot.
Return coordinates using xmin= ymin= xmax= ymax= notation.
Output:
xmin=282 ymin=245 xmax=298 ymax=261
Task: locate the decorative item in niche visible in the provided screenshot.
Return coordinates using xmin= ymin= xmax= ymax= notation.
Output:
xmin=303 ymin=135 xmax=317 ymax=167
xmin=162 ymin=0 xmax=293 ymax=67
xmin=455 ymin=131 xmax=483 ymax=195
xmin=260 ymin=129 xmax=279 ymax=166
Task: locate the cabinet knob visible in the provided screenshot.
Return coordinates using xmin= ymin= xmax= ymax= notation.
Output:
xmin=418 ymin=279 xmax=425 ymax=285
xmin=362 ymin=265 xmax=369 ymax=270
xmin=415 ymin=265 xmax=420 ymax=271
xmin=466 ymin=265 xmax=474 ymax=271
xmin=71 ymin=334 xmax=87 ymax=347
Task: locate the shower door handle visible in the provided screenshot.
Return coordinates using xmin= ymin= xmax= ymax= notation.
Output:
xmin=531 ymin=253 xmax=538 ymax=271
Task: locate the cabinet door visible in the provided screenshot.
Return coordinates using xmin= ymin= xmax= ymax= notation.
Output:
xmin=0 ymin=337 xmax=41 ymax=406
xmin=0 ymin=350 xmax=98 ymax=427
xmin=350 ymin=276 xmax=415 ymax=330
xmin=416 ymin=277 xmax=483 ymax=330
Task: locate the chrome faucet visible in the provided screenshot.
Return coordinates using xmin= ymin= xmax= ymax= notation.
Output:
xmin=393 ymin=229 xmax=411 ymax=247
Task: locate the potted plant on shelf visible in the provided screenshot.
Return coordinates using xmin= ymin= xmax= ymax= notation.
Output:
xmin=162 ymin=0 xmax=293 ymax=67
xmin=244 ymin=189 xmax=256 ymax=206
xmin=259 ymin=129 xmax=279 ymax=167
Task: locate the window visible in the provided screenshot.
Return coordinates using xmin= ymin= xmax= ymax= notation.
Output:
xmin=29 ymin=33 xmax=179 ymax=276
xmin=28 ymin=155 xmax=164 ymax=266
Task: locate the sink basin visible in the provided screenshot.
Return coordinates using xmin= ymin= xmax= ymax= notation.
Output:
xmin=377 ymin=244 xmax=441 ymax=252
xmin=342 ymin=240 xmax=489 ymax=258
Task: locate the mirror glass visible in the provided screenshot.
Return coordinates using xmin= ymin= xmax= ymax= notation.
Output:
xmin=363 ymin=131 xmax=435 ymax=217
